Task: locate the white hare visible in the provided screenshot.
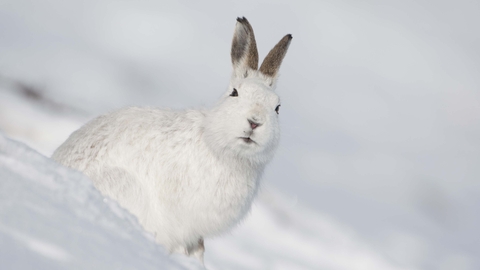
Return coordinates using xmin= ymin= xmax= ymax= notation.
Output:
xmin=52 ymin=17 xmax=292 ymax=262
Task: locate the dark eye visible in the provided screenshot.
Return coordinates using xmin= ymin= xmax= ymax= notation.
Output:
xmin=230 ymin=88 xmax=238 ymax=97
xmin=275 ymin=104 xmax=281 ymax=114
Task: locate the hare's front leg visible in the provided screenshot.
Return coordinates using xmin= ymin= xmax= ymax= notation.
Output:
xmin=190 ymin=238 xmax=205 ymax=264
xmin=172 ymin=238 xmax=205 ymax=264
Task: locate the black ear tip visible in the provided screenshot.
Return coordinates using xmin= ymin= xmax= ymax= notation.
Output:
xmin=236 ymin=17 xmax=248 ymax=23
xmin=287 ymin=34 xmax=293 ymax=40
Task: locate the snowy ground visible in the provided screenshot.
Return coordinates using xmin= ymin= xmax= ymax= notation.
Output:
xmin=1 ymin=0 xmax=480 ymax=269
xmin=0 ymin=134 xmax=406 ymax=270
xmin=0 ymin=135 xmax=202 ymax=270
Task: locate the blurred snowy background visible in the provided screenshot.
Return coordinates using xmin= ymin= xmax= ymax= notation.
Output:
xmin=1 ymin=0 xmax=479 ymax=269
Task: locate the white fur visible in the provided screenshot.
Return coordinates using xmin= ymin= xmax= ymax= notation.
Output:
xmin=52 ymin=18 xmax=289 ymax=262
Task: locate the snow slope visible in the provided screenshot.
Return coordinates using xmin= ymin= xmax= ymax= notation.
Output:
xmin=0 ymin=133 xmax=411 ymax=270
xmin=0 ymin=134 xmax=202 ymax=270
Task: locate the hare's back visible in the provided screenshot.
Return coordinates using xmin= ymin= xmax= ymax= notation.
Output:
xmin=53 ymin=107 xmax=203 ymax=171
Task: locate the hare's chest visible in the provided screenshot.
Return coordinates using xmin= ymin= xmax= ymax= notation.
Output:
xmin=188 ymin=169 xmax=260 ymax=233
xmin=145 ymin=145 xmax=262 ymax=234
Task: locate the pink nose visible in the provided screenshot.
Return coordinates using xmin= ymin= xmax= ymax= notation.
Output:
xmin=248 ymin=119 xmax=260 ymax=130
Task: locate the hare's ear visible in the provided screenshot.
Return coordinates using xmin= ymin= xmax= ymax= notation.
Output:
xmin=231 ymin=17 xmax=259 ymax=78
xmin=259 ymin=34 xmax=292 ymax=83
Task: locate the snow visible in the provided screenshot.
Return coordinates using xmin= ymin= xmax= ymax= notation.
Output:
xmin=0 ymin=132 xmax=411 ymax=270
xmin=1 ymin=0 xmax=480 ymax=269
xmin=0 ymin=133 xmax=411 ymax=269
xmin=0 ymin=135 xmax=203 ymax=270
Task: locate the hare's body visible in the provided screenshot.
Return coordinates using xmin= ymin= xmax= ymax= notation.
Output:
xmin=53 ymin=107 xmax=264 ymax=251
xmin=53 ymin=17 xmax=291 ymax=262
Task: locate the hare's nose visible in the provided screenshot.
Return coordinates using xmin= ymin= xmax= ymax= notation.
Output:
xmin=248 ymin=119 xmax=261 ymax=130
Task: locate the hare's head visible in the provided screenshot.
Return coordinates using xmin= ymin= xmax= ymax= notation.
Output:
xmin=203 ymin=17 xmax=292 ymax=163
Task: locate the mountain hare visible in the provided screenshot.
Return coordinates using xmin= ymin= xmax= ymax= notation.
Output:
xmin=53 ymin=17 xmax=292 ymax=262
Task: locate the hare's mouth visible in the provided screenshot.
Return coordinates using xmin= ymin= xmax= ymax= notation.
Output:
xmin=240 ymin=137 xmax=256 ymax=144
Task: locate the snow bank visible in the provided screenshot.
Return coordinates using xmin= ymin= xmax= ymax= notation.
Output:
xmin=0 ymin=134 xmax=202 ymax=270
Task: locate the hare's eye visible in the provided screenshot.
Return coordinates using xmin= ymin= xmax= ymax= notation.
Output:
xmin=275 ymin=105 xmax=281 ymax=114
xmin=230 ymin=88 xmax=238 ymax=97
